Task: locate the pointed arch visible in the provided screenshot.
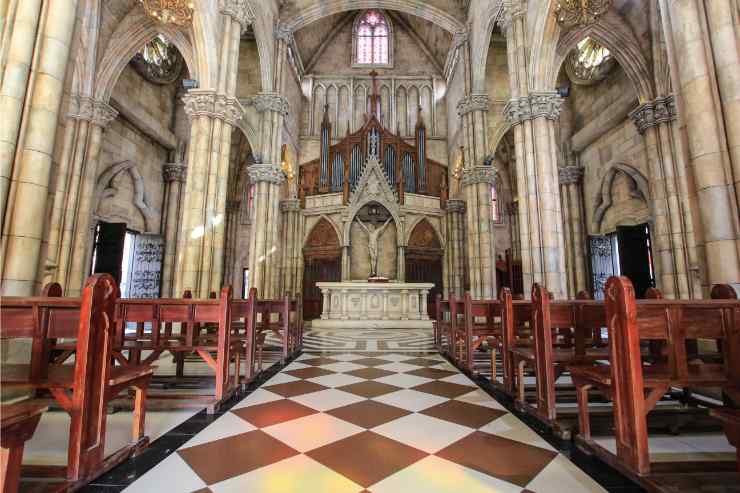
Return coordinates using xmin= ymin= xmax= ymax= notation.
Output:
xmin=304 ymin=216 xmax=342 ymax=253
xmin=407 ymin=217 xmax=444 ymax=250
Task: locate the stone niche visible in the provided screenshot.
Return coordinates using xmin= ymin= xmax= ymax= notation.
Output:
xmin=349 ymin=202 xmax=398 ymax=280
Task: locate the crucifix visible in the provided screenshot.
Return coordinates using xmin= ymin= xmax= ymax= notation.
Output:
xmin=355 ymin=216 xmax=392 ymax=277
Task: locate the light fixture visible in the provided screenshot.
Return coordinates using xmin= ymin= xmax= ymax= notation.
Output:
xmin=139 ymin=0 xmax=194 ymax=27
xmin=280 ymin=144 xmax=294 ymax=183
xmin=452 ymin=146 xmax=465 ymax=181
xmin=554 ymin=0 xmax=612 ymax=28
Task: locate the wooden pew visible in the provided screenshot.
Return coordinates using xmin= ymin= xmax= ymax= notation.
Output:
xmin=507 ymin=284 xmax=608 ymax=435
xmin=231 ymin=288 xmax=258 ymax=386
xmin=456 ymin=294 xmax=504 ymax=379
xmin=501 ymin=288 xmax=534 ymax=399
xmin=711 ymin=384 xmax=740 ymax=473
xmin=434 ymin=293 xmax=448 ymax=351
xmin=0 ymin=274 xmax=153 ymax=487
xmin=571 ymin=276 xmax=740 ymax=477
xmin=254 ymin=293 xmax=303 ymax=368
xmin=439 ymin=294 xmax=464 ymax=359
xmin=112 ymin=286 xmax=242 ymax=413
xmin=1 ymin=403 xmax=47 ymax=493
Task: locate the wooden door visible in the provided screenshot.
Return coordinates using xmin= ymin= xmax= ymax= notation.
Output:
xmin=405 ymin=220 xmax=443 ymax=318
xmin=617 ymin=223 xmax=655 ymax=299
xmin=302 ymin=218 xmax=341 ymax=320
xmin=92 ymin=222 xmax=127 ymax=285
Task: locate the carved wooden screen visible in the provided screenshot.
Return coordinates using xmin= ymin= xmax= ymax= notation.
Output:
xmin=404 ymin=220 xmax=443 ymax=318
xmin=303 ymin=218 xmax=342 ymax=320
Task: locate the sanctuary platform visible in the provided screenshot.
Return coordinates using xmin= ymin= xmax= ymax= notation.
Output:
xmin=311 ymin=281 xmax=435 ymax=329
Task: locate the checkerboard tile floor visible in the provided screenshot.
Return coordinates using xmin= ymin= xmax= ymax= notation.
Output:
xmin=124 ymin=351 xmax=606 ymax=493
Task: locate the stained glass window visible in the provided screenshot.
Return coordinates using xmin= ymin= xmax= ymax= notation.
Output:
xmin=491 ymin=185 xmax=501 ymax=223
xmin=354 ymin=10 xmax=390 ymax=65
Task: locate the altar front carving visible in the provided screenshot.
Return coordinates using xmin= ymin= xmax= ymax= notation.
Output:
xmin=311 ymin=281 xmax=434 ymax=329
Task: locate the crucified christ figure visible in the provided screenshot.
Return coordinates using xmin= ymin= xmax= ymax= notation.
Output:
xmin=355 ymin=217 xmax=392 ymax=277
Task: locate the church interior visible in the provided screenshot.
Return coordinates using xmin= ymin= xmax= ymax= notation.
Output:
xmin=1 ymin=0 xmax=740 ymax=492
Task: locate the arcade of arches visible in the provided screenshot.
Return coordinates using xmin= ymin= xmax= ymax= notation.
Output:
xmin=1 ymin=0 xmax=740 ymax=492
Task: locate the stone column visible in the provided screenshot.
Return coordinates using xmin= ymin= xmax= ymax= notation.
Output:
xmin=0 ymin=0 xmax=80 ymax=295
xmin=280 ymin=198 xmax=301 ymax=295
xmin=445 ymin=199 xmax=466 ymax=296
xmin=321 ymin=288 xmax=330 ymax=319
xmin=246 ymin=164 xmax=286 ymax=298
xmin=420 ymin=289 xmax=430 ymax=320
xmin=559 ymin=165 xmax=587 ymax=297
xmin=461 ymin=166 xmax=497 ymax=298
xmin=630 ymin=95 xmax=699 ymax=298
xmin=161 ymin=163 xmax=187 ymax=296
xmin=57 ymin=101 xmax=118 ymax=296
xmin=661 ymin=0 xmax=740 ymax=293
xmin=341 ymin=244 xmax=350 ymax=281
xmin=175 ymin=91 xmax=244 ymax=297
xmin=396 ymin=245 xmax=405 ymax=281
xmin=504 ymin=93 xmax=567 ymax=298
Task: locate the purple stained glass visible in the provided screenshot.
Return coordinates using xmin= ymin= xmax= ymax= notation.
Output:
xmin=356 ymin=10 xmax=389 ymax=65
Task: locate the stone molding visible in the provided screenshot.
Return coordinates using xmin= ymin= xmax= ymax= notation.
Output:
xmin=628 ymin=95 xmax=677 ymax=134
xmin=558 ymin=165 xmax=584 ymax=185
xmin=445 ymin=199 xmax=466 ymax=213
xmin=451 ymin=29 xmax=469 ymax=49
xmin=247 ymin=164 xmax=286 ymax=184
xmin=219 ymin=0 xmax=255 ymax=32
xmin=275 ymin=23 xmax=294 ymax=44
xmin=499 ymin=0 xmax=525 ymax=34
xmin=182 ymin=90 xmax=245 ymax=126
xmin=504 ymin=92 xmax=562 ymax=125
xmin=280 ymin=199 xmax=301 ymax=212
xmin=67 ymin=96 xmax=118 ymax=127
xmin=163 ymin=163 xmax=187 ymax=183
xmin=461 ymin=165 xmax=497 ymax=187
xmin=456 ymin=94 xmax=489 ymax=116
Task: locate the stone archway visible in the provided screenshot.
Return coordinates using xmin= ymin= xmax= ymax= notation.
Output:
xmin=95 ymin=160 xmax=160 ymax=233
xmin=592 ymin=163 xmax=651 ymax=233
xmin=303 ymin=217 xmax=342 ymax=319
xmin=405 ymin=219 xmax=443 ymax=318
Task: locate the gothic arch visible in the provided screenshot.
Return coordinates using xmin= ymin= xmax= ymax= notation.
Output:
xmin=304 ymin=216 xmax=342 ymax=250
xmin=471 ymin=0 xmax=505 ymax=93
xmin=592 ymin=163 xmax=651 ymax=230
xmin=94 ymin=10 xmax=202 ymax=102
xmin=406 ymin=218 xmax=443 ymax=251
xmin=281 ymin=0 xmax=465 ymax=35
xmin=95 ymin=160 xmax=159 ymax=232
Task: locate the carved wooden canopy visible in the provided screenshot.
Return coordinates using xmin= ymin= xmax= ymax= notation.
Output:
xmin=303 ymin=217 xmax=341 ymax=258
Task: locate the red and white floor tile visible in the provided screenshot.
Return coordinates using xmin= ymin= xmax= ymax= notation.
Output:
xmin=123 ymin=348 xmax=605 ymax=492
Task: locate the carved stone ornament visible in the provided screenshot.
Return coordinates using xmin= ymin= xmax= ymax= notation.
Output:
xmin=461 ymin=165 xmax=497 ymax=187
xmin=275 ymin=23 xmax=294 ymax=44
xmin=163 ymin=163 xmax=187 ymax=182
xmin=182 ymin=90 xmax=245 ymax=125
xmin=628 ymin=95 xmax=677 ymax=134
xmin=451 ymin=29 xmax=469 ymax=49
xmin=558 ymin=165 xmax=584 ymax=185
xmin=457 ymin=94 xmax=489 ymax=116
xmin=445 ymin=199 xmax=466 ymax=214
xmin=499 ymin=0 xmax=524 ymax=34
xmin=219 ymin=0 xmax=255 ymax=32
xmin=247 ymin=163 xmax=286 ymax=184
xmin=67 ymin=96 xmax=118 ymax=127
xmin=253 ymin=93 xmax=290 ymax=115
xmin=504 ymin=93 xmax=562 ymax=124
xmin=280 ymin=198 xmax=301 ymax=212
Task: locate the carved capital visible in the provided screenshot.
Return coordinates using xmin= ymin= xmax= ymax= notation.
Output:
xmin=461 ymin=165 xmax=497 ymax=187
xmin=445 ymin=199 xmax=466 ymax=213
xmin=163 ymin=163 xmax=187 ymax=183
xmin=451 ymin=29 xmax=469 ymax=49
xmin=529 ymin=92 xmax=563 ymax=120
xmin=251 ymin=93 xmax=290 ymax=115
xmin=503 ymin=97 xmax=529 ymax=125
xmin=558 ymin=166 xmax=583 ymax=185
xmin=275 ymin=23 xmax=294 ymax=44
xmin=247 ymin=164 xmax=286 ymax=184
xmin=219 ymin=0 xmax=255 ymax=32
xmin=456 ymin=93 xmax=489 ymax=116
xmin=182 ymin=90 xmax=244 ymax=125
xmin=280 ymin=198 xmax=301 ymax=212
xmin=500 ymin=0 xmax=525 ymax=35
xmin=67 ymin=96 xmax=118 ymax=127
xmin=629 ymin=94 xmax=677 ymax=134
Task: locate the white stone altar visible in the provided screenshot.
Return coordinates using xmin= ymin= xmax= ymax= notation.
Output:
xmin=311 ymin=281 xmax=435 ymax=329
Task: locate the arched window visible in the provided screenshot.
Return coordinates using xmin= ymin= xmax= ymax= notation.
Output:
xmin=353 ymin=10 xmax=392 ymax=67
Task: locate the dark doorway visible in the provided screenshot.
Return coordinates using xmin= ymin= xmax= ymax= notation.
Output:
xmin=91 ymin=222 xmax=127 ymax=285
xmin=405 ymin=220 xmax=443 ymax=318
xmin=616 ymin=223 xmax=655 ymax=299
xmin=302 ymin=218 xmax=342 ymax=320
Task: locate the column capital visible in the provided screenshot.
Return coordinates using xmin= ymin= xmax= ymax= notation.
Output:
xmin=245 ymin=93 xmax=290 ymax=115
xmin=182 ymin=90 xmax=245 ymax=125
xmin=451 ymin=28 xmax=469 ymax=49
xmin=456 ymin=93 xmax=489 ymax=116
xmin=558 ymin=165 xmax=584 ymax=185
xmin=504 ymin=96 xmax=531 ymax=125
xmin=275 ymin=23 xmax=294 ymax=44
xmin=163 ymin=163 xmax=187 ymax=183
xmin=219 ymin=0 xmax=255 ymax=32
xmin=67 ymin=95 xmax=118 ymax=127
xmin=629 ymin=94 xmax=677 ymax=134
xmin=445 ymin=199 xmax=466 ymax=213
xmin=504 ymin=92 xmax=562 ymax=124
xmin=499 ymin=0 xmax=525 ymax=35
xmin=461 ymin=165 xmax=497 ymax=187
xmin=280 ymin=198 xmax=301 ymax=212
xmin=247 ymin=164 xmax=286 ymax=184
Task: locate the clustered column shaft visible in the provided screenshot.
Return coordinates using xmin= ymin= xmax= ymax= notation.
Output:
xmin=444 ymin=199 xmax=466 ymax=297
xmin=559 ymin=166 xmax=587 ymax=297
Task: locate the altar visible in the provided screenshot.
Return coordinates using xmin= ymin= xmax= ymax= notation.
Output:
xmin=311 ymin=281 xmax=435 ymax=329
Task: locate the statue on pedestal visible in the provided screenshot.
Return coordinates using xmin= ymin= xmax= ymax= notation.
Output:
xmin=355 ymin=217 xmax=392 ymax=277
